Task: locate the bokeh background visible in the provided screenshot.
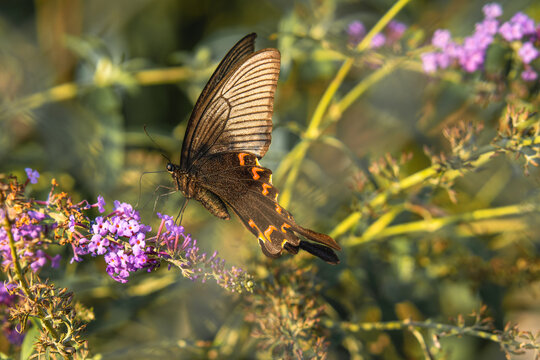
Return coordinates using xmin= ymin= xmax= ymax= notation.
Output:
xmin=0 ymin=0 xmax=539 ymax=359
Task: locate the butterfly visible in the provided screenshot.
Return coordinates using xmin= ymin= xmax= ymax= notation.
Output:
xmin=167 ymin=33 xmax=341 ymax=264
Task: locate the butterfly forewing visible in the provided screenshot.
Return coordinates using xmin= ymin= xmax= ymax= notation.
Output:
xmin=181 ymin=39 xmax=280 ymax=170
xmin=181 ymin=33 xmax=256 ymax=164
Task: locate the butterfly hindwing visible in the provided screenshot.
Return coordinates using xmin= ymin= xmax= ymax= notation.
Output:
xmin=195 ymin=152 xmax=341 ymax=264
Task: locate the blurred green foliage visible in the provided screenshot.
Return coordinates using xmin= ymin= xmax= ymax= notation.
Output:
xmin=0 ymin=0 xmax=539 ymax=359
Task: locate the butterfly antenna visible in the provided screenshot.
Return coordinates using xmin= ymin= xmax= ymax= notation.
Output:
xmin=143 ymin=124 xmax=172 ymax=163
xmin=175 ymin=198 xmax=189 ymax=225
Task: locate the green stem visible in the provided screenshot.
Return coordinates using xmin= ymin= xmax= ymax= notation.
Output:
xmin=2 ymin=209 xmax=61 ymax=342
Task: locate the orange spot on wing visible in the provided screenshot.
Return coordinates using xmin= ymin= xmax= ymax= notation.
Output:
xmin=264 ymin=225 xmax=278 ymax=240
xmin=275 ymin=205 xmax=282 ymax=214
xmin=238 ymin=153 xmax=249 ymax=166
xmin=249 ymin=219 xmax=266 ymax=242
xmin=281 ymin=223 xmax=291 ymax=233
xmin=262 ymin=183 xmax=272 ymax=196
xmin=251 ymin=167 xmax=264 ymax=180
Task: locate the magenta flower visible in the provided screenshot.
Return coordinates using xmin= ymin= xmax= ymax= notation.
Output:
xmin=432 ymin=29 xmax=452 ymax=49
xmin=476 ymin=19 xmax=499 ymax=36
xmin=347 ymin=20 xmax=365 ymax=46
xmin=387 ymin=20 xmax=406 ymax=42
xmin=510 ymin=12 xmax=536 ymax=35
xmin=518 ymin=42 xmax=539 ymax=64
xmin=482 ymin=3 xmax=502 ymax=19
xmin=370 ymin=33 xmax=386 ymax=48
xmin=421 ymin=52 xmax=438 ymax=73
xmin=521 ymin=68 xmax=538 ymax=81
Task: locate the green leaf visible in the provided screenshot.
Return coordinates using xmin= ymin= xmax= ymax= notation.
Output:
xmin=20 ymin=325 xmax=40 ymax=360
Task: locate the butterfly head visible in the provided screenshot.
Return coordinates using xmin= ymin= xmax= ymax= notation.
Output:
xmin=166 ymin=162 xmax=194 ymax=198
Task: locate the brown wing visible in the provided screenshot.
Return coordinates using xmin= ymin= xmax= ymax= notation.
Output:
xmin=180 ymin=37 xmax=280 ymax=170
xmin=197 ymin=152 xmax=341 ymax=264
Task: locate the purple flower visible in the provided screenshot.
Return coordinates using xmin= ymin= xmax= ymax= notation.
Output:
xmin=51 ymin=254 xmax=61 ymax=268
xmin=132 ymin=253 xmax=148 ymax=268
xmin=370 ymin=33 xmax=386 ymax=48
xmin=387 ymin=20 xmax=406 ymax=42
xmin=459 ymin=48 xmax=485 ymax=72
xmin=499 ymin=12 xmax=536 ymax=41
xmin=70 ymin=201 xmax=155 ymax=282
xmin=432 ymin=29 xmax=452 ymax=49
xmin=510 ymin=12 xmax=536 ymax=35
xmin=92 ymin=216 xmax=108 ymax=236
xmin=68 ymin=215 xmax=76 ymax=232
xmin=5 ymin=325 xmax=25 ymax=346
xmin=421 ymin=52 xmax=438 ymax=73
xmin=107 ymin=217 xmax=122 ymax=235
xmin=521 ymin=68 xmax=538 ymax=81
xmin=0 ymin=283 xmax=16 ymax=304
xmin=88 ymin=234 xmax=109 ymax=255
xmin=518 ymin=42 xmax=539 ymax=64
xmin=96 ymin=195 xmax=106 ymax=213
xmin=499 ymin=21 xmax=521 ymax=41
xmin=123 ymin=219 xmax=140 ymax=238
xmin=30 ymin=250 xmax=47 ymax=272
xmin=348 ymin=20 xmax=365 ymax=46
xmin=482 ymin=3 xmax=502 ymax=19
xmin=113 ymin=200 xmax=139 ymax=220
xmin=129 ymin=232 xmax=146 ymax=255
xmin=475 ymin=19 xmax=499 ymax=37
xmin=435 ymin=52 xmax=451 ymax=69
xmin=25 ymin=168 xmax=40 ymax=184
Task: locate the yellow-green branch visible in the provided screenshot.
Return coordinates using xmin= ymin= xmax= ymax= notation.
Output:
xmin=0 ymin=66 xmax=192 ymax=120
xmin=277 ymin=0 xmax=413 ymax=207
xmin=330 ymin=134 xmax=540 ymax=239
xmin=344 ymin=203 xmax=539 ymax=246
xmin=338 ymin=320 xmax=500 ymax=342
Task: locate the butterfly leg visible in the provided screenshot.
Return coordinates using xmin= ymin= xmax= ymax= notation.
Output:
xmin=153 ymin=187 xmax=178 ymax=212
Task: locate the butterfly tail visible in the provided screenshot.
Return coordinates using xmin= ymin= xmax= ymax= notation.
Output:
xmin=293 ymin=225 xmax=342 ymax=251
xmin=299 ymin=241 xmax=340 ymax=264
xmin=283 ymin=240 xmax=339 ymax=264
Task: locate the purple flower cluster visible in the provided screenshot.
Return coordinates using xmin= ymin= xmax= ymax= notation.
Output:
xmin=3 ymin=168 xmax=252 ymax=291
xmin=347 ymin=20 xmax=407 ymax=48
xmin=421 ymin=3 xmax=539 ymax=81
xmin=0 ymin=283 xmax=24 ymax=346
xmin=71 ymin=198 xmax=156 ymax=283
xmin=0 ymin=169 xmax=60 ymax=272
xmin=156 ymin=213 xmax=253 ymax=293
